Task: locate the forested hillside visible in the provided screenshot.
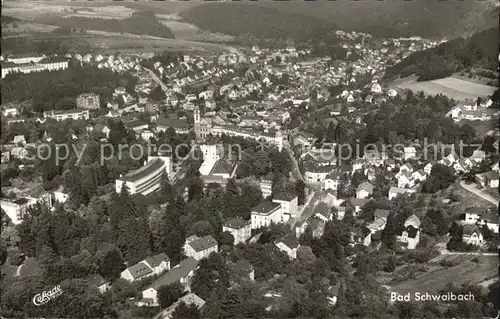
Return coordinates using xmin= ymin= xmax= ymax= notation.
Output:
xmin=384 ymin=28 xmax=498 ymax=81
xmin=36 ymin=11 xmax=174 ymax=39
xmin=179 ymin=3 xmax=335 ymax=43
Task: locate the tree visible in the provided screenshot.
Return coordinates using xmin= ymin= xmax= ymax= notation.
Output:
xmin=96 ymin=245 xmax=126 ymax=281
xmin=157 ymin=282 xmax=184 ymax=309
xmin=295 ymin=180 xmax=306 ymax=205
xmin=149 ymin=85 xmax=166 ymax=101
xmin=381 ymin=212 xmax=397 ymax=250
xmin=219 ymin=290 xmax=241 ymax=319
xmin=219 ymin=231 xmax=235 ymax=246
xmin=172 ymin=301 xmax=201 ymax=319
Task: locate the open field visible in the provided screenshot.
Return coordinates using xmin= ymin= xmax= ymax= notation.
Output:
xmin=393 ymin=76 xmax=497 ymax=102
xmin=390 ymin=255 xmax=497 ymax=294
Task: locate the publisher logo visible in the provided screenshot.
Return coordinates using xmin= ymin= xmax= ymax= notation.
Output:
xmin=32 ymin=285 xmax=63 ymax=306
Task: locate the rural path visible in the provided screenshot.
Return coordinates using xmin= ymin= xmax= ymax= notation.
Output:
xmin=459 ymin=181 xmax=499 ymax=207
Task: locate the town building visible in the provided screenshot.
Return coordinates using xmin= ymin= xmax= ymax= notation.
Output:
xmin=272 ymin=193 xmax=298 ymax=219
xmin=356 ymin=182 xmax=374 ymax=199
xmin=184 ymin=235 xmax=218 ymax=260
xmin=222 ymin=218 xmax=252 ymax=245
xmin=251 ymin=201 xmax=283 ymax=229
xmin=43 ymin=109 xmax=90 ymax=121
xmin=462 ymin=225 xmax=484 ymax=246
xmin=275 ymin=234 xmax=300 ymax=259
xmin=139 ymin=258 xmax=198 ymax=307
xmin=115 ymin=157 xmax=171 ymax=196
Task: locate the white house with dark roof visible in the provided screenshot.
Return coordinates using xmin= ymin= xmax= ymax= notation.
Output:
xmin=140 ymin=257 xmax=198 ymax=307
xmin=388 ymin=186 xmax=416 ymax=200
xmin=251 ymin=201 xmax=283 ymax=229
xmin=223 ymin=218 xmax=252 ymax=245
xmin=121 ymin=261 xmax=154 ymax=282
xmin=324 ymin=171 xmax=342 ymax=191
xmin=475 ymin=171 xmax=499 ymax=189
xmin=396 ymin=214 xmax=421 ymax=250
xmin=464 ymin=207 xmax=499 ymax=233
xmin=143 ymin=253 xmax=171 ymax=275
xmin=403 ymin=147 xmax=417 ymax=160
xmin=184 ymin=235 xmax=218 ymax=261
xmin=462 ymin=225 xmax=484 ymax=246
xmin=356 ymin=182 xmax=374 ymax=199
xmin=275 ymin=234 xmax=300 ymax=259
xmin=272 ymin=193 xmax=298 ymax=218
xmin=153 ymin=292 xmax=205 ymax=319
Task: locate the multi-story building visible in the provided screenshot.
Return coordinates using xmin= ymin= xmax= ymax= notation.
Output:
xmin=43 ymin=109 xmax=90 ymax=121
xmin=115 ymin=158 xmax=170 ymax=196
xmin=0 ymin=193 xmax=52 ymax=225
xmin=251 ymin=201 xmax=283 ymax=229
xmin=260 ymin=173 xmax=273 ymax=199
xmin=223 ymin=218 xmax=252 ymax=245
xmin=184 ymin=235 xmax=219 ymax=261
xmin=76 ymin=93 xmax=100 ymax=110
xmin=2 ymin=56 xmax=68 ymax=78
xmin=272 ymin=193 xmax=298 ymax=219
xmin=139 ymin=257 xmax=198 ymax=307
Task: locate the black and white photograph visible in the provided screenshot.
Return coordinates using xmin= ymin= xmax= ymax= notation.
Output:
xmin=0 ymin=0 xmax=499 ymax=318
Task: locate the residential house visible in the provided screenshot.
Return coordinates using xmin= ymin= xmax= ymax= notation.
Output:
xmin=464 ymin=207 xmax=499 ymax=233
xmin=120 ymin=261 xmax=154 ymax=282
xmin=351 ymin=226 xmax=371 ymax=247
xmin=155 ymin=293 xmax=205 ymax=319
xmin=223 ymin=218 xmax=252 ymax=245
xmin=411 ymin=170 xmax=427 ymax=182
xmin=349 ymin=198 xmax=368 ymax=216
xmin=142 ymin=253 xmax=171 ymax=275
xmin=251 ymin=201 xmax=283 ymax=229
xmin=230 ymin=259 xmax=255 ymax=283
xmin=453 ymin=159 xmax=470 ymax=174
xmin=356 ymin=182 xmax=374 ymax=199
xmin=388 ymin=186 xmax=416 ymax=200
xmin=462 ymin=225 xmax=483 ymax=246
xmin=139 ymin=258 xmax=198 ymax=307
xmin=260 ymin=173 xmax=273 ymax=199
xmin=470 ymin=150 xmax=486 ymax=163
xmin=296 ymin=217 xmax=326 ymax=239
xmin=423 ymin=163 xmax=433 ymax=175
xmin=324 ymin=171 xmax=342 ymax=191
xmin=275 ymin=234 xmax=300 ymax=259
xmin=396 ymin=214 xmax=421 ymax=249
xmin=272 ymin=193 xmax=299 ymax=219
xmin=13 ymin=135 xmax=26 ymax=145
xmin=397 ymin=171 xmax=416 ymax=188
xmin=476 ymin=171 xmax=499 ymax=188
xmin=184 ymin=235 xmax=218 ymax=261
xmin=86 ymin=274 xmax=111 ymax=294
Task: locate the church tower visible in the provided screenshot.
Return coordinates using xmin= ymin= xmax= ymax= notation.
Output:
xmin=194 ymin=105 xmax=201 ymax=124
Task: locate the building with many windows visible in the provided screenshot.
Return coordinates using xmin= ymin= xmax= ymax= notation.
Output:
xmin=223 ymin=218 xmax=252 ymax=245
xmin=251 ymin=201 xmax=283 ymax=229
xmin=115 ymin=157 xmax=171 ymax=196
xmin=2 ymin=56 xmax=68 ymax=78
xmin=76 ymin=93 xmax=100 ymax=109
xmin=43 ymin=109 xmax=90 ymax=121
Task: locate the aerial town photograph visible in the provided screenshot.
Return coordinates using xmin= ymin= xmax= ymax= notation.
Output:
xmin=0 ymin=0 xmax=499 ymax=318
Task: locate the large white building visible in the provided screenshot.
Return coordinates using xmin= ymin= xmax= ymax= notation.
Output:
xmin=2 ymin=56 xmax=69 ymax=78
xmin=272 ymin=194 xmax=298 ymax=219
xmin=43 ymin=109 xmax=90 ymax=121
xmin=115 ymin=157 xmax=172 ymax=196
xmin=251 ymin=201 xmax=283 ymax=229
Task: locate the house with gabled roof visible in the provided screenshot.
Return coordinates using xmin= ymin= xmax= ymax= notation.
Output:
xmin=388 ymin=186 xmax=416 ymax=200
xmin=476 ymin=171 xmax=499 ymax=189
xmin=85 ymin=274 xmax=111 ymax=294
xmin=462 ymin=225 xmax=484 ymax=246
xmin=120 ymin=261 xmax=154 ymax=282
xmin=275 ymin=234 xmax=300 ymax=259
xmin=356 ymin=181 xmax=374 ymax=199
xmin=223 ymin=218 xmax=251 ymax=245
xmin=143 ymin=253 xmax=171 ymax=275
xmin=184 ymin=235 xmax=218 ymax=261
xmin=351 ymin=226 xmax=371 ymax=247
xmin=396 ymin=214 xmax=421 ymax=250
xmin=139 ymin=257 xmax=198 ymax=307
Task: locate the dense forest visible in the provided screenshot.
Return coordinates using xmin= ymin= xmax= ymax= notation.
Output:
xmin=384 ymin=28 xmax=498 ymax=81
xmin=1 ymin=37 xmax=82 ymax=56
xmin=180 ymin=3 xmax=335 ymax=43
xmin=1 ymin=65 xmax=137 ymax=113
xmin=37 ymin=11 xmax=174 ymax=39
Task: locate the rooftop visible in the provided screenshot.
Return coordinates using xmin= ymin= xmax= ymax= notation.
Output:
xmin=125 ymin=262 xmax=153 ymax=280
xmin=150 ymin=257 xmax=198 ymax=290
xmin=188 ymin=235 xmax=218 ymax=252
xmin=224 ymin=218 xmax=250 ymax=230
xmin=119 ymin=159 xmax=165 ymax=183
xmin=144 ymin=253 xmax=170 ymax=268
xmin=251 ymin=201 xmax=281 ymax=215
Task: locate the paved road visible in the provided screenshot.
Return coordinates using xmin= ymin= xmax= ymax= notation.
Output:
xmin=459 ymin=181 xmax=499 ymax=207
xmin=283 ymin=142 xmax=304 ymax=182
